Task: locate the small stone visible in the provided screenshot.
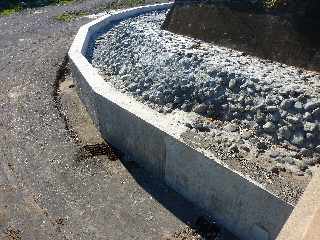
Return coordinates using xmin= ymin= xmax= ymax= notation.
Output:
xmin=247 ymin=87 xmax=255 ymax=94
xmin=142 ymin=92 xmax=149 ymax=100
xmin=297 ymin=94 xmax=307 ymax=102
xmin=291 ymin=131 xmax=305 ymax=146
xmin=303 ymin=112 xmax=312 ymax=121
xmin=221 ymin=104 xmax=229 ymax=111
xmin=155 ymin=97 xmax=165 ymax=105
xmin=294 ymin=101 xmax=303 ymax=112
xmin=280 ymin=110 xmax=288 ymax=118
xmin=269 ymin=150 xmax=280 ymax=158
xmin=185 ymin=123 xmax=193 ymax=129
xmin=206 ymin=109 xmax=215 ymax=117
xmin=297 ymin=161 xmax=308 ymax=171
xmin=263 ymin=122 xmax=276 ymax=133
xmin=283 ymin=157 xmax=296 ymax=165
xmin=304 ymin=122 xmax=317 ymax=132
xmin=229 ymin=144 xmax=239 ymax=153
xmin=312 ymin=108 xmax=320 ymax=117
xmin=228 ymin=79 xmax=237 ymax=89
xmin=256 ymin=141 xmax=268 ymax=151
xmin=163 ymin=107 xmax=173 ymax=114
xmin=120 ymin=74 xmax=131 ymax=81
xmin=300 ymin=148 xmax=313 ymax=157
xmin=196 ymin=125 xmax=210 ymax=132
xmin=233 ymin=111 xmax=240 ymax=118
xmin=254 ymin=103 xmax=266 ymax=111
xmin=255 ymin=111 xmax=265 ymax=124
xmin=278 ymin=164 xmax=286 ymax=171
xmin=181 ymin=103 xmax=192 ymax=112
xmin=275 ymin=157 xmax=285 ymax=164
xmin=193 ymin=103 xmax=208 ymax=114
xmin=304 ymin=101 xmax=320 ymax=112
xmin=241 ymin=131 xmax=253 ymax=140
xmin=238 ymin=95 xmax=245 ymax=103
xmin=286 ymin=116 xmax=300 ymax=125
xmin=226 ymin=123 xmax=239 ymax=132
xmin=305 ymin=169 xmax=313 ymax=176
xmin=271 ymin=112 xmax=281 ymax=123
xmin=280 ymin=99 xmax=294 ymax=110
xmin=266 ymin=106 xmax=278 ymax=112
xmin=127 ymin=83 xmax=138 ymax=91
xmin=295 ymin=171 xmax=305 ymax=176
xmin=240 ymin=145 xmax=250 ymax=152
xmin=269 ymin=166 xmax=280 ymax=175
xmin=304 ymin=157 xmax=318 ymax=166
xmin=306 ymin=132 xmax=314 ymax=141
xmin=290 ymin=89 xmax=302 ymax=98
xmin=173 ymin=96 xmax=182 ymax=104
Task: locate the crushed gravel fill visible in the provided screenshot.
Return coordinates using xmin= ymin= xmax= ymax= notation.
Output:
xmin=91 ymin=10 xmax=320 ymax=180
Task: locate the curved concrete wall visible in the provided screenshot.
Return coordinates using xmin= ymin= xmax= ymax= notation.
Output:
xmin=68 ymin=4 xmax=293 ymax=240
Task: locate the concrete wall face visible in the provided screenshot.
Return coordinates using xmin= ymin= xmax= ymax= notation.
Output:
xmin=95 ymin=93 xmax=167 ymax=178
xmin=69 ymin=4 xmax=294 ymax=240
xmin=164 ymin=137 xmax=292 ymax=240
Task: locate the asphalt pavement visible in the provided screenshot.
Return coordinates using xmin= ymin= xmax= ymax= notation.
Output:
xmin=0 ymin=1 xmax=207 ymax=239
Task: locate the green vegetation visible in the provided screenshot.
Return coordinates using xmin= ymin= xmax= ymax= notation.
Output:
xmin=97 ymin=0 xmax=145 ymax=12
xmin=0 ymin=0 xmax=76 ymax=16
xmin=264 ymin=0 xmax=285 ymax=9
xmin=0 ymin=5 xmax=22 ymax=16
xmin=0 ymin=0 xmax=146 ymax=17
xmin=124 ymin=0 xmax=145 ymax=7
xmin=53 ymin=0 xmax=146 ymax=22
xmin=54 ymin=10 xmax=86 ymax=22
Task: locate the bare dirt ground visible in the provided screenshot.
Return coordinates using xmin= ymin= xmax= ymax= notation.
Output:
xmin=0 ymin=1 xmax=237 ymax=239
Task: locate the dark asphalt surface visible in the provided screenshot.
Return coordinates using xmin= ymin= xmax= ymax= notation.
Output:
xmin=0 ymin=1 xmax=218 ymax=239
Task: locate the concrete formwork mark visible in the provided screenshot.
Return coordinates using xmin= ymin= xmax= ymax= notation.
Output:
xmin=68 ymin=4 xmax=294 ymax=240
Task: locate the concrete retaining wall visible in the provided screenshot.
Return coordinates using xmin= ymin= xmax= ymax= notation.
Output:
xmin=68 ymin=4 xmax=294 ymax=240
xmin=277 ymin=172 xmax=320 ymax=240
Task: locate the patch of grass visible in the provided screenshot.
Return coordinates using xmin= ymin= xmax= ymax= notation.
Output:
xmin=54 ymin=11 xmax=86 ymax=22
xmin=0 ymin=0 xmax=77 ymax=16
xmin=0 ymin=0 xmax=146 ymax=17
xmin=54 ymin=0 xmax=75 ymax=4
xmin=0 ymin=5 xmax=22 ymax=16
xmin=97 ymin=0 xmax=145 ymax=12
xmin=125 ymin=0 xmax=145 ymax=7
xmin=54 ymin=0 xmax=146 ymax=22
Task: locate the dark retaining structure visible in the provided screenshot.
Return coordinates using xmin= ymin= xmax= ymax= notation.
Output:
xmin=162 ymin=0 xmax=320 ymax=72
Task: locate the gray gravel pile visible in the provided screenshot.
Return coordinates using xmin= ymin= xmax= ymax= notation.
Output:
xmin=91 ymin=11 xmax=320 ymax=152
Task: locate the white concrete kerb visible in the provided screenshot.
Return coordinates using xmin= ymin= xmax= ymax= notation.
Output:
xmin=69 ymin=4 xmax=294 ymax=240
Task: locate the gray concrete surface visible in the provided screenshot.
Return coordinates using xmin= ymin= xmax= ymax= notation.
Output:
xmin=69 ymin=5 xmax=294 ymax=239
xmin=1 ymin=1 xmax=234 ymax=239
